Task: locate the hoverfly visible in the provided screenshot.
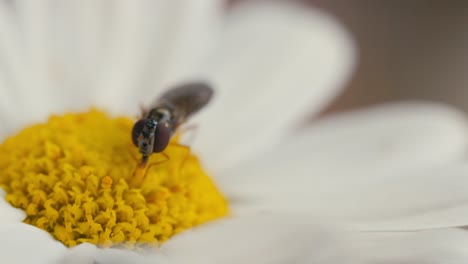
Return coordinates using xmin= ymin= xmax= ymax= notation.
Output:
xmin=131 ymin=81 xmax=214 ymax=166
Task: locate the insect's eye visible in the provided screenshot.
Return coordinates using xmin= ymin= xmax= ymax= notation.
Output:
xmin=152 ymin=121 xmax=171 ymax=153
xmin=131 ymin=119 xmax=147 ymax=147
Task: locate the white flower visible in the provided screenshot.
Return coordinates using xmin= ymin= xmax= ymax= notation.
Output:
xmin=1 ymin=1 xmax=468 ymax=264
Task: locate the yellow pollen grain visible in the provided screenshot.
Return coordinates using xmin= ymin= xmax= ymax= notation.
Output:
xmin=0 ymin=110 xmax=228 ymax=248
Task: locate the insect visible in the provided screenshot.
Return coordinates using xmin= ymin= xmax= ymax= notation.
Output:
xmin=131 ymin=81 xmax=214 ymax=166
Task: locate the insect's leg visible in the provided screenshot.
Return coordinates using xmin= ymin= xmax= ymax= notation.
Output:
xmin=168 ymin=142 xmax=191 ymax=171
xmin=161 ymin=152 xmax=170 ymax=162
xmin=145 ymin=152 xmax=170 ymax=172
xmin=131 ymin=153 xmax=170 ymax=187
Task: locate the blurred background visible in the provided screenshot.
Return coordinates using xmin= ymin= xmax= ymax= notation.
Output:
xmin=234 ymin=0 xmax=468 ymax=114
xmin=314 ymin=0 xmax=468 ymax=113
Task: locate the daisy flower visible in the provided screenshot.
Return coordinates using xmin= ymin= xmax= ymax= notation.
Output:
xmin=1 ymin=1 xmax=468 ymax=264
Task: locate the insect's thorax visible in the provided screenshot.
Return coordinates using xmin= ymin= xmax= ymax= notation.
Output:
xmin=147 ymin=107 xmax=173 ymax=124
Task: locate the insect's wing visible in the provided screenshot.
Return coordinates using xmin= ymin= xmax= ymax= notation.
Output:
xmin=155 ymin=81 xmax=214 ymax=126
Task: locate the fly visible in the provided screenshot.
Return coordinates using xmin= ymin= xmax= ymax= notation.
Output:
xmin=131 ymin=81 xmax=214 ymax=166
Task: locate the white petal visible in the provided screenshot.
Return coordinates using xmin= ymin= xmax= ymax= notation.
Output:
xmin=0 ymin=3 xmax=37 ymax=135
xmin=159 ymin=213 xmax=350 ymax=264
xmin=0 ymin=190 xmax=25 ymax=223
xmin=93 ymin=0 xmax=222 ymax=115
xmin=16 ymin=1 xmax=50 ymax=95
xmin=142 ymin=0 xmax=222 ymax=91
xmin=0 ymin=223 xmax=66 ymax=264
xmin=59 ymin=219 xmax=468 ymax=264
xmin=59 ymin=243 xmax=170 ymax=264
xmin=0 ymin=71 xmax=18 ymax=136
xmin=91 ymin=0 xmax=151 ymax=113
xmin=221 ymin=102 xmax=467 ymax=195
xmin=0 ymin=2 xmax=58 ymax=132
xmin=58 ymin=243 xmax=97 ymax=264
xmin=219 ymin=103 xmax=468 ymax=229
xmin=47 ymin=0 xmax=109 ymax=110
xmin=193 ymin=1 xmax=356 ymax=173
xmin=0 ymin=2 xmax=28 ymax=92
xmin=344 ymin=163 xmax=468 ymax=231
xmin=93 ymin=247 xmax=169 ymax=264
xmin=348 ymin=228 xmax=468 ymax=264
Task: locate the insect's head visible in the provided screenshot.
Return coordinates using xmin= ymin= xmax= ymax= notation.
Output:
xmin=132 ymin=118 xmax=171 ymax=162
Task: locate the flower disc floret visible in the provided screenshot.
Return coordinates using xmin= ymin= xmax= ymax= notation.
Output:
xmin=0 ymin=110 xmax=228 ymax=248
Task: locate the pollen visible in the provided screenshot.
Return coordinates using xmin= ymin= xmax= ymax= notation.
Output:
xmin=0 ymin=110 xmax=228 ymax=248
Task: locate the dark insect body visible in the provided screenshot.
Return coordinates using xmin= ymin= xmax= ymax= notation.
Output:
xmin=132 ymin=81 xmax=214 ymax=165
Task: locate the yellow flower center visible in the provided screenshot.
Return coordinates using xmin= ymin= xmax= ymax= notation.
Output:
xmin=0 ymin=110 xmax=228 ymax=248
